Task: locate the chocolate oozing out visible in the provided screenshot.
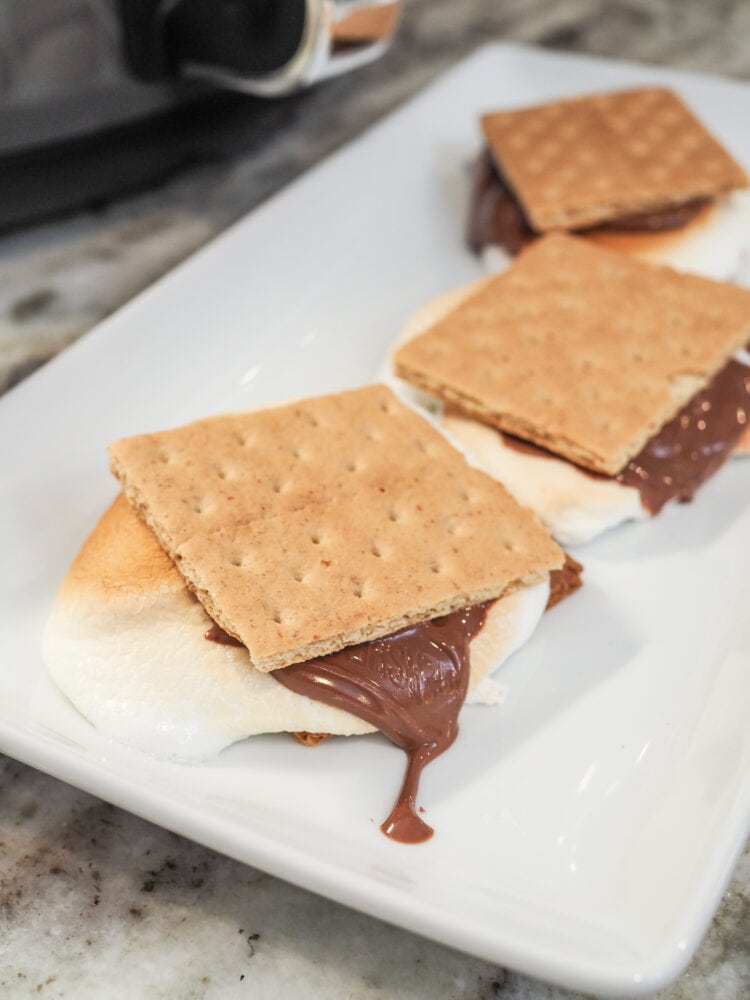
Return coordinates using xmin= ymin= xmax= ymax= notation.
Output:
xmin=272 ymin=603 xmax=490 ymax=844
xmin=205 ymin=585 xmax=584 ymax=842
xmin=266 ymin=573 xmax=581 ymax=749
xmin=599 ymin=201 xmax=712 ymax=232
xmin=617 ymin=359 xmax=750 ymax=513
xmin=204 ymin=623 xmax=243 ymax=646
xmin=467 ymin=147 xmax=710 ymax=255
xmin=500 ymin=357 xmax=750 ymax=514
xmin=467 ymin=149 xmax=535 ymax=255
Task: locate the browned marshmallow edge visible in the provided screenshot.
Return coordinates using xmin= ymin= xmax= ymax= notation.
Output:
xmin=109 ymin=385 xmax=563 ymax=671
xmin=59 ymin=491 xmax=565 ymax=695
xmin=481 ymin=87 xmax=749 ymax=233
xmin=394 ymin=234 xmax=750 ymax=475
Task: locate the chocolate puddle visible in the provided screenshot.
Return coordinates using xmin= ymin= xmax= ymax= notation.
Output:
xmin=468 ymin=147 xmax=709 ymax=255
xmin=499 ymin=357 xmax=750 ymax=513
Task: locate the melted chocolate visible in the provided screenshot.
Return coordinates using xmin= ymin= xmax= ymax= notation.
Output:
xmin=468 ymin=147 xmax=709 ymax=255
xmin=617 ymin=359 xmax=750 ymax=513
xmin=501 ymin=433 xmax=552 ymax=460
xmin=204 ymin=623 xmax=244 ymax=646
xmin=273 ymin=604 xmax=490 ymax=844
xmin=467 ymin=149 xmax=535 ymax=254
xmin=598 ymin=200 xmax=711 ymax=232
xmin=499 ymin=358 xmax=750 ymax=513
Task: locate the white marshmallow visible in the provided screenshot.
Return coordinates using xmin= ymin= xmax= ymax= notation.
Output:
xmin=392 ymin=283 xmax=750 ymax=546
xmin=43 ymin=575 xmax=550 ymax=762
xmin=442 ymin=412 xmax=646 ymax=547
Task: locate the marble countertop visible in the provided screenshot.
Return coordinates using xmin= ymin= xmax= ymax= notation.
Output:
xmin=2 ymin=2 xmax=750 ymax=997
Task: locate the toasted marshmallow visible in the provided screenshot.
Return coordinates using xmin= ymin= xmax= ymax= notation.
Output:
xmin=42 ymin=497 xmax=550 ymax=761
xmin=587 ymin=191 xmax=750 ymax=282
xmin=442 ymin=412 xmax=646 ymax=547
xmin=392 ymin=285 xmax=750 ymax=546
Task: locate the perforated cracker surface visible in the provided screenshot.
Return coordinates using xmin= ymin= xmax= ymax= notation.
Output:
xmin=481 ymin=87 xmax=748 ymax=232
xmin=109 ymin=385 xmax=562 ymax=670
xmin=394 ymin=235 xmax=750 ymax=475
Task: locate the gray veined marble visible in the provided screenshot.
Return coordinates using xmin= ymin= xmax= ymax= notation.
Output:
xmin=2 ymin=1 xmax=750 ymax=998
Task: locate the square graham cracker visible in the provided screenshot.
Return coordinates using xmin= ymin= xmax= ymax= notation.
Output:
xmin=481 ymin=87 xmax=748 ymax=232
xmin=393 ymin=234 xmax=750 ymax=475
xmin=109 ymin=385 xmax=563 ymax=671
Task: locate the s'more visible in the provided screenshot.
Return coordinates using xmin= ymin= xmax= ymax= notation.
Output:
xmin=468 ymin=87 xmax=750 ymax=282
xmin=393 ymin=235 xmax=750 ymax=547
xmin=43 ymin=385 xmax=576 ymax=843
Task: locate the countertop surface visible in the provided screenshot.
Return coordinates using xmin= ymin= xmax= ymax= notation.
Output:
xmin=2 ymin=1 xmax=750 ymax=997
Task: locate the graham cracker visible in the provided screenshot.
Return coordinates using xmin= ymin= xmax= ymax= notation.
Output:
xmin=292 ymin=732 xmax=330 ymax=747
xmin=394 ymin=234 xmax=750 ymax=475
xmin=109 ymin=385 xmax=562 ymax=671
xmin=481 ymin=87 xmax=749 ymax=233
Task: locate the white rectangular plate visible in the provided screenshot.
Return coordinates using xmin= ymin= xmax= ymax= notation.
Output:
xmin=1 ymin=44 xmax=749 ymax=998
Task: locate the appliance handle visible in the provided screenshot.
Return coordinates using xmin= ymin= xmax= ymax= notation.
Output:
xmin=177 ymin=0 xmax=401 ymax=97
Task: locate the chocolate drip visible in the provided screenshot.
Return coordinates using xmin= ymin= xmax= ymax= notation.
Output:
xmin=273 ymin=604 xmax=490 ymax=844
xmin=204 ymin=623 xmax=244 ymax=646
xmin=499 ymin=358 xmax=750 ymax=513
xmin=617 ymin=359 xmax=750 ymax=513
xmin=468 ymin=147 xmax=709 ymax=255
